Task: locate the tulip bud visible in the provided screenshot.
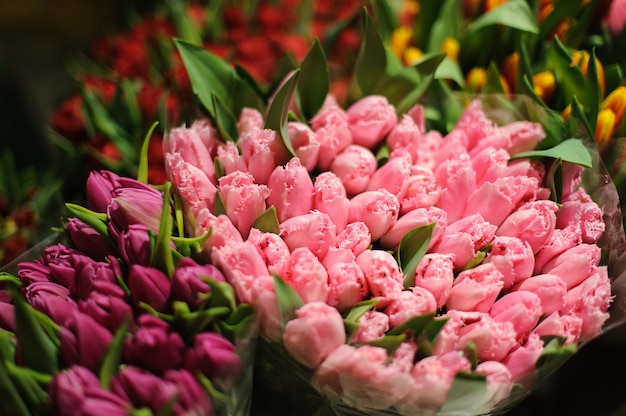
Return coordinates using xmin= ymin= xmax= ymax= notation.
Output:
xmin=219 ymin=170 xmax=270 ymax=238
xmin=171 ymin=257 xmax=225 ymax=309
xmin=502 ymin=332 xmax=544 ymax=380
xmin=311 ymin=101 xmax=352 ymax=170
xmin=313 ymin=171 xmax=350 ymax=231
xmin=41 ymin=244 xmax=92 ymax=288
xmin=355 ymin=249 xmax=403 ymax=303
xmin=447 ymin=263 xmax=505 ymax=313
xmin=247 ymin=228 xmax=290 ymax=276
xmin=474 ymin=361 xmax=514 ymax=412
xmin=330 ymin=144 xmax=377 ymax=196
xmin=434 ymin=153 xmax=476 ymax=223
xmin=85 ymin=170 xmax=121 ymax=213
xmin=49 ymin=365 xmax=131 ymax=415
xmin=283 ymin=301 xmax=346 ymax=368
xmin=532 ymin=311 xmax=583 ymax=345
xmin=70 ymin=255 xmax=118 ymax=300
xmin=239 ymin=128 xmax=290 ymax=184
xmin=267 ymin=158 xmax=314 ymax=223
xmin=379 ymin=206 xmax=447 ymax=251
xmin=348 ymin=189 xmax=400 ymax=242
xmin=346 ymin=95 xmax=397 ymax=149
xmin=367 ymin=153 xmax=412 ymax=201
xmin=165 ymin=152 xmax=217 ymax=218
xmin=440 ymin=37 xmax=460 ymax=61
xmin=557 ymin=196 xmax=605 ymax=245
xmin=351 ymin=310 xmax=389 ymax=343
xmin=125 ymin=314 xmax=185 ymax=374
xmin=24 ymin=281 xmax=79 ymax=326
xmin=466 ymin=67 xmax=488 ymax=92
xmin=489 ymin=290 xmax=543 ymax=342
xmin=282 ymin=247 xmax=330 ymax=303
xmin=385 ymin=288 xmax=437 ymax=328
xmin=400 ymin=166 xmax=441 ymax=213
xmin=165 ymin=121 xmax=217 ymax=183
xmin=288 ymin=121 xmax=320 ymax=172
xmin=60 ymin=311 xmax=114 ymax=372
xmin=127 ymin=264 xmax=172 ymax=313
xmin=195 ymin=211 xmax=244 ymax=259
xmin=117 ymin=223 xmax=152 ymax=266
xmin=78 ymin=280 xmax=133 ymax=333
xmin=0 ymin=301 xmax=15 ymax=331
xmin=238 ymin=107 xmax=264 ymax=135
xmin=66 ymin=218 xmax=116 ymax=261
xmin=17 ymin=260 xmax=53 ymax=285
xmin=163 ymin=369 xmax=214 ymax=415
xmin=326 ymin=260 xmax=369 ymax=310
xmin=496 ymin=200 xmax=559 ymax=254
xmin=483 ymin=235 xmax=535 ymax=289
xmin=108 ymin=187 xmax=164 ymax=238
xmin=412 ymin=253 xmax=455 ymax=309
xmin=216 ymin=141 xmax=247 ymax=176
xmin=335 ymin=221 xmax=371 ymax=257
xmin=513 ymin=273 xmax=567 ymax=315
xmin=279 ymin=210 xmax=337 ymax=260
xmin=596 ymin=109 xmax=617 ymax=155
xmin=111 ymin=366 xmax=179 ymax=413
xmin=185 ymin=332 xmax=242 ymax=386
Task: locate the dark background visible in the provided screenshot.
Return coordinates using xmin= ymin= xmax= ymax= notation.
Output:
xmin=2 ymin=3 xmax=626 ymax=415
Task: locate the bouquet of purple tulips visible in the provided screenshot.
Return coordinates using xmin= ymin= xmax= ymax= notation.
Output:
xmin=2 ymin=7 xmax=626 ymax=416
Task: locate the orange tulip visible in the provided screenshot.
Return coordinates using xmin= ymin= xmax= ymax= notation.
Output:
xmin=595 ymin=108 xmax=617 ymax=154
xmin=571 ymin=50 xmax=605 ymax=95
xmin=532 ymin=71 xmax=556 ymax=102
xmin=601 ymin=86 xmax=626 ymax=127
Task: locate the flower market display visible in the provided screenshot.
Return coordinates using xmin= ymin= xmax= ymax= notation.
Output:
xmin=3 ymin=1 xmax=626 ymax=416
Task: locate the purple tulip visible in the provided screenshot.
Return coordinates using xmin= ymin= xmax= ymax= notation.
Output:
xmin=23 ymin=281 xmax=79 ymax=326
xmin=163 ymin=369 xmax=214 ymax=416
xmin=127 ymin=264 xmax=171 ymax=313
xmin=184 ymin=332 xmax=242 ymax=386
xmin=59 ymin=311 xmax=113 ymax=372
xmin=171 ymin=257 xmax=225 ymax=309
xmin=124 ymin=314 xmax=185 ymax=374
xmin=107 ymin=187 xmax=164 ymax=239
xmin=49 ymin=365 xmax=131 ymax=416
xmin=78 ymin=280 xmax=133 ymax=333
xmin=17 ymin=261 xmax=53 ymax=285
xmin=69 ymin=256 xmax=118 ymax=300
xmin=66 ymin=217 xmax=116 ymax=261
xmin=86 ymin=169 xmax=157 ymax=213
xmin=117 ymin=223 xmax=153 ymax=266
xmin=0 ymin=301 xmax=15 ymax=331
xmin=110 ymin=366 xmax=179 ymax=413
xmin=40 ymin=244 xmax=91 ymax=288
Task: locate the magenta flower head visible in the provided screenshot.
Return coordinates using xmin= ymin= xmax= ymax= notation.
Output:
xmin=59 ymin=311 xmax=114 ymax=372
xmin=49 ymin=365 xmax=131 ymax=416
xmin=127 ymin=264 xmax=172 ymax=313
xmin=184 ymin=332 xmax=242 ymax=386
xmin=41 ymin=244 xmax=92 ymax=288
xmin=17 ymin=260 xmax=53 ymax=285
xmin=78 ymin=280 xmax=133 ymax=333
xmin=86 ymin=169 xmax=158 ymax=213
xmin=23 ymin=281 xmax=79 ymax=326
xmin=172 ymin=257 xmax=225 ymax=309
xmin=117 ymin=223 xmax=153 ymax=266
xmin=124 ymin=314 xmax=185 ymax=374
xmin=66 ymin=217 xmax=116 ymax=261
xmin=69 ymin=255 xmax=118 ymax=300
xmin=111 ymin=366 xmax=179 ymax=414
xmin=107 ymin=186 xmax=164 ymax=239
xmin=163 ymin=369 xmax=214 ymax=416
xmin=0 ymin=298 xmax=15 ymax=331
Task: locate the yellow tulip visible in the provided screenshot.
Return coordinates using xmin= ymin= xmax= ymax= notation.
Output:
xmin=595 ymin=108 xmax=617 ymax=154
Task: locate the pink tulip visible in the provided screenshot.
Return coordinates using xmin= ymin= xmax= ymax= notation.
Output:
xmin=283 ymin=301 xmax=346 ymax=368
xmin=326 ymin=260 xmax=369 ymax=311
xmin=464 ymin=175 xmax=539 ymax=227
xmin=366 ymin=153 xmax=412 ymax=201
xmin=311 ymin=99 xmax=352 ymax=170
xmin=435 ymin=152 xmax=476 ymax=222
xmin=496 ymin=199 xmax=559 ymax=254
xmin=355 ymin=249 xmax=403 ymax=303
xmin=211 ymin=240 xmax=270 ymax=304
xmin=218 ymin=170 xmax=270 ymax=239
xmin=282 ymin=247 xmax=330 ymax=303
xmin=470 ymin=120 xmax=545 ymax=156
xmin=561 ymin=265 xmax=612 ymax=340
xmin=216 ymin=141 xmax=247 ymax=176
xmin=532 ymin=312 xmax=583 ymax=344
xmin=313 ymin=171 xmax=350 ymax=231
xmin=540 ymin=243 xmax=601 ymax=289
xmin=322 ymin=247 xmax=356 ymax=269
xmin=247 ymin=228 xmax=291 ymax=276
xmin=470 ymin=147 xmax=509 ymax=188
xmin=346 ymin=95 xmax=397 ymax=149
xmin=605 ymin=0 xmax=626 ymax=35
xmin=446 ymin=263 xmax=504 ymax=312
xmin=406 ymin=103 xmax=426 ymax=133
xmin=433 ymin=310 xmax=518 ymax=362
xmin=483 ymin=236 xmax=535 ymax=289
xmin=431 ymin=213 xmax=497 ymax=271
xmin=238 ymin=127 xmax=290 ymax=184
xmin=384 ymin=288 xmax=437 ymax=328
xmin=251 ymin=274 xmax=282 ymax=342
xmin=386 ymin=114 xmax=420 ymax=153
xmin=397 ymin=351 xmax=471 ymax=415
xmin=379 ymin=206 xmax=447 ymax=251
xmin=194 ymin=211 xmax=243 ymax=259
xmin=533 ymin=226 xmax=583 ymax=274
xmin=400 ymin=166 xmax=441 ymax=214
xmin=165 ymin=152 xmax=217 ymax=217
xmin=238 ymin=107 xmax=264 ymax=134
xmin=266 ymin=158 xmax=313 ymax=223
xmin=312 ymin=344 xmax=412 ymax=410
xmin=165 ymin=122 xmax=216 ymax=183
xmin=410 ymin=130 xmax=444 ymax=170
xmin=502 ymin=332 xmax=544 ymax=381
xmin=513 ymin=273 xmax=567 ymax=315
xmin=335 ymin=221 xmax=372 ymax=257
xmin=474 ymin=361 xmax=514 ymax=413
xmin=351 ymin=310 xmax=390 ymax=343
xmin=556 ymin=198 xmax=605 ymax=244
xmin=489 ymin=291 xmax=543 ymax=342
xmin=504 ymin=158 xmax=546 ymax=187
xmin=412 ymin=253 xmax=455 ymax=308
xmin=348 ymin=189 xmax=400 ymax=242
xmin=288 ymin=121 xmax=320 ymax=172
xmin=449 ymin=99 xmax=498 ymax=152
xmin=330 ymin=144 xmax=377 ymax=196
xmin=279 ymin=210 xmax=337 ymax=260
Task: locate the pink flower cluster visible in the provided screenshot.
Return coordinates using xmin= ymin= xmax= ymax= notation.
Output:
xmin=165 ymin=95 xmax=612 ymax=413
xmin=0 ymin=171 xmax=245 ymax=416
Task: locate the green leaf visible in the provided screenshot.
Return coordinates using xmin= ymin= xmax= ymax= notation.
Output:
xmin=0 ymin=361 xmax=30 ymax=416
xmin=213 ymin=190 xmax=226 ymax=217
xmin=151 ymin=182 xmax=175 ymax=276
xmin=439 ymin=372 xmax=488 ymax=414
xmin=5 ymin=362 xmax=50 ymax=414
xmin=548 ymin=36 xmax=586 ymax=105
xmin=212 ymin=94 xmax=239 ymax=142
xmin=0 ymin=272 xmax=21 ymax=289
xmin=387 ymin=313 xmax=435 ymax=337
xmin=538 ymin=0 xmax=582 ymax=42
xmin=569 ymin=96 xmax=594 ymax=142
xmin=99 ymin=317 xmax=131 ymax=389
xmin=297 ymin=38 xmax=329 ymax=121
xmin=219 ymin=303 xmax=255 ymax=340
xmin=353 ymin=9 xmax=388 ymax=97
xmin=535 ymin=336 xmax=577 ymax=376
xmin=343 ymin=299 xmax=380 ymax=322
xmin=371 ymin=0 xmax=399 ymax=41
xmin=511 ymin=138 xmax=592 ymax=167
xmin=273 ymin=274 xmax=304 ymax=328
xmin=483 ymin=62 xmax=507 ymax=94
xmin=467 ymin=1 xmax=539 ymax=35
xmin=364 ymin=334 xmax=406 ymax=356
xmin=0 ymin=328 xmax=16 ymax=361
xmin=12 ymin=293 xmax=58 ymax=375
xmin=168 ymin=0 xmax=202 ymax=45
xmin=583 ymin=48 xmax=601 ymax=135
xmin=426 ymin=0 xmax=462 ymax=54
xmin=205 ymin=279 xmax=237 ymax=312
xmin=264 ymin=69 xmax=300 ymax=157
xmin=252 ymin=206 xmax=281 ymax=234
xmin=137 ymin=121 xmax=159 ymax=184
xmin=435 ymin=58 xmax=465 ymax=87
xmin=399 ymin=223 xmax=435 ymax=287
xmin=424 ymin=316 xmax=450 ymax=344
